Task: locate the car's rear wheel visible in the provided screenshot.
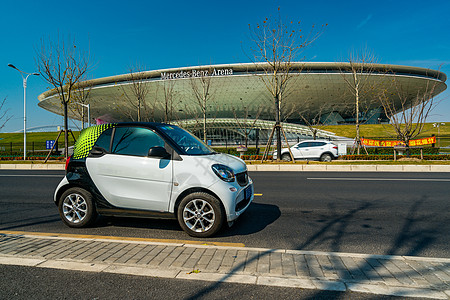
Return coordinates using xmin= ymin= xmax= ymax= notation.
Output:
xmin=58 ymin=187 xmax=97 ymax=228
xmin=281 ymin=153 xmax=291 ymax=161
xmin=320 ymin=153 xmax=333 ymax=162
xmin=177 ymin=192 xmax=224 ymax=237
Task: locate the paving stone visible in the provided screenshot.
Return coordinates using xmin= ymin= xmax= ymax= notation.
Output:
xmin=204 ymin=249 xmax=225 ymax=272
xmin=315 ymin=254 xmax=339 ymax=280
xmin=243 ymin=251 xmax=258 ymax=274
xmin=293 ymin=254 xmax=310 ymax=277
xmin=74 ymin=242 xmax=109 ymax=260
xmin=128 ymin=245 xmax=160 ymax=265
xmin=365 ymin=258 xmax=402 ymax=286
xmin=305 ymin=254 xmax=325 ymax=278
xmin=391 ymin=259 xmax=431 ymax=287
xmin=93 ymin=242 xmax=129 ymax=262
xmin=281 ymin=253 xmax=296 ymax=276
xmin=170 ymin=247 xmax=196 ymax=268
xmin=159 ymin=246 xmax=185 ymax=267
xmin=340 ymin=256 xmax=368 ymax=281
xmin=43 ymin=241 xmax=79 ymax=258
xmin=269 ymin=252 xmax=283 ymax=275
xmin=64 ymin=241 xmax=97 ymax=259
xmin=148 ymin=246 xmax=176 ymax=266
xmin=406 ymin=260 xmax=446 ymax=288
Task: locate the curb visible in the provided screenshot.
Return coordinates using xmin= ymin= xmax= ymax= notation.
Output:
xmin=246 ymin=164 xmax=450 ymax=172
xmin=1 ymin=163 xmax=450 ymax=172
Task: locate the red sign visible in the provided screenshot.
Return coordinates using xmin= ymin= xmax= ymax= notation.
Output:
xmin=361 ymin=136 xmax=435 ymax=147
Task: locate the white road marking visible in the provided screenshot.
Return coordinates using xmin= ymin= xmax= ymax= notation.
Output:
xmin=307 ymin=177 xmax=450 ymax=182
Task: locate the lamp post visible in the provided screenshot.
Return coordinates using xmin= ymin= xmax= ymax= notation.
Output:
xmin=8 ymin=64 xmax=39 ymax=160
xmin=433 ymin=122 xmax=446 ymax=148
xmin=73 ymin=102 xmax=91 ymax=129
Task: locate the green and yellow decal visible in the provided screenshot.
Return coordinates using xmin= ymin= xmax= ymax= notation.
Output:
xmin=73 ymin=124 xmax=116 ymax=159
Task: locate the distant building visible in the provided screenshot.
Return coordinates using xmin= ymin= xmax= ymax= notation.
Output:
xmin=38 ymin=62 xmax=447 ymax=143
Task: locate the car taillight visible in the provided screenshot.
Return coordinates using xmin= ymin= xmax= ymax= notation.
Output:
xmin=333 ymin=146 xmax=338 ymax=149
xmin=65 ymin=156 xmax=72 ymax=170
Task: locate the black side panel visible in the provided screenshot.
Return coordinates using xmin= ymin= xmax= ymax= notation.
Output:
xmin=66 ymin=159 xmax=115 ymax=209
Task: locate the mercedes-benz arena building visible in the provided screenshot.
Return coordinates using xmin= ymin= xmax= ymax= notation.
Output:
xmin=38 ymin=62 xmax=447 ymax=143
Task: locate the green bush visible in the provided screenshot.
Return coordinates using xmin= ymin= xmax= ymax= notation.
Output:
xmin=363 ymin=147 xmax=439 ymax=155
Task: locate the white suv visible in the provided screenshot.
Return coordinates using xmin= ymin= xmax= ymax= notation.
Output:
xmin=274 ymin=140 xmax=338 ymax=162
xmin=54 ymin=123 xmax=254 ymax=237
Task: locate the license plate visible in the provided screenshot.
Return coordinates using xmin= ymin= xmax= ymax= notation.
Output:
xmin=244 ymin=185 xmax=252 ymax=200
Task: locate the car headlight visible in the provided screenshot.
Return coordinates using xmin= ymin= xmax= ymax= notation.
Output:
xmin=211 ymin=164 xmax=235 ymax=182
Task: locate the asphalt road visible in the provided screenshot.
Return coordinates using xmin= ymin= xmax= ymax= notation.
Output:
xmin=0 ymin=264 xmax=405 ymax=300
xmin=0 ymin=170 xmax=449 ymax=258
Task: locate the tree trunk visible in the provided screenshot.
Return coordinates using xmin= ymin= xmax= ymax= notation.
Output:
xmin=275 ymin=95 xmax=282 ymax=161
xmin=63 ymin=102 xmax=69 ymax=160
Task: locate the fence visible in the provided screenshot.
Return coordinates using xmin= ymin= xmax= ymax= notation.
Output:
xmin=0 ymin=141 xmax=76 ymax=156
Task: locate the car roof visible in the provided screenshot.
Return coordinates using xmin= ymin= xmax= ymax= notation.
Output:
xmin=297 ymin=140 xmax=332 ymax=143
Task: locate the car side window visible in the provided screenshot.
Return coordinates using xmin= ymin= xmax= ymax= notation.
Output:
xmin=111 ymin=127 xmax=165 ymax=156
xmin=93 ymin=128 xmax=113 ymax=152
xmin=297 ymin=142 xmax=311 ymax=148
xmin=311 ymin=142 xmax=326 ymax=147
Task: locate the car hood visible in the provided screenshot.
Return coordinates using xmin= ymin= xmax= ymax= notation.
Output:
xmin=198 ymin=153 xmax=247 ymax=173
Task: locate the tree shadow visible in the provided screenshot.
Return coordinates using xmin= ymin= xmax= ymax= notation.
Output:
xmin=184 ymin=196 xmax=447 ymax=299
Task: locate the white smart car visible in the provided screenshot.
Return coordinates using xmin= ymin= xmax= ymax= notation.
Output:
xmin=274 ymin=140 xmax=339 ymax=162
xmin=54 ymin=123 xmax=254 ymax=237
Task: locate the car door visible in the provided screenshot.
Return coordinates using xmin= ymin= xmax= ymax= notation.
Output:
xmin=86 ymin=126 xmax=173 ymax=212
xmin=290 ymin=143 xmax=304 ymax=159
xmin=309 ymin=141 xmax=327 ymax=159
xmin=296 ymin=142 xmax=313 ymax=159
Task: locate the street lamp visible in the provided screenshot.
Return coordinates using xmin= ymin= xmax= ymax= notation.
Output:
xmin=73 ymin=102 xmax=91 ymax=129
xmin=8 ymin=64 xmax=39 ymax=160
xmin=433 ymin=122 xmax=446 ymax=148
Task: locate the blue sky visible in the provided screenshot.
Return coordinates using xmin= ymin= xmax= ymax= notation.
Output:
xmin=1 ymin=0 xmax=449 ymax=132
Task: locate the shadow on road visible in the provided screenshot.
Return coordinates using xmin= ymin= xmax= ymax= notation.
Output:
xmin=184 ymin=197 xmax=447 ymax=299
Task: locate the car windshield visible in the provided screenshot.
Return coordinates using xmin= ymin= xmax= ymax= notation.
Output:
xmin=157 ymin=125 xmax=215 ymax=155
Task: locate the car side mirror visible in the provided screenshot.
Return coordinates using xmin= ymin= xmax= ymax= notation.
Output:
xmin=89 ymin=146 xmax=107 ymax=157
xmin=148 ymin=146 xmax=170 ymax=159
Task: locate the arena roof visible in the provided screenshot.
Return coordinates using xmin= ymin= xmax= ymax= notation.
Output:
xmin=38 ymin=62 xmax=447 ymax=128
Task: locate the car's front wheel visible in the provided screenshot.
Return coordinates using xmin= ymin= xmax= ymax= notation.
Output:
xmin=177 ymin=192 xmax=224 ymax=237
xmin=58 ymin=187 xmax=97 ymax=228
xmin=320 ymin=153 xmax=333 ymax=162
xmin=281 ymin=153 xmax=292 ymax=161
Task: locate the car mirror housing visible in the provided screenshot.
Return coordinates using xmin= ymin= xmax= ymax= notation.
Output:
xmin=148 ymin=146 xmax=170 ymax=159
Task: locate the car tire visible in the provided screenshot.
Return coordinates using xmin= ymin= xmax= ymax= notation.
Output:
xmin=281 ymin=153 xmax=291 ymax=161
xmin=58 ymin=187 xmax=97 ymax=228
xmin=177 ymin=192 xmax=224 ymax=238
xmin=320 ymin=153 xmax=332 ymax=162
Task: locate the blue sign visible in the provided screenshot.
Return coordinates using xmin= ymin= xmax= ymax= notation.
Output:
xmin=46 ymin=140 xmax=56 ymax=150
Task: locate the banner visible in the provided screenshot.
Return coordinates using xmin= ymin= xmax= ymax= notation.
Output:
xmin=361 ymin=136 xmax=436 ymax=147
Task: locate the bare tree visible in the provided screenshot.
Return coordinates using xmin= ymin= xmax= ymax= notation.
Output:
xmin=378 ymin=72 xmax=441 ymax=155
xmin=248 ymin=7 xmax=326 ymax=160
xmin=121 ymin=65 xmax=154 ymax=122
xmin=298 ymin=101 xmax=340 ymax=139
xmin=339 ymin=50 xmax=380 ymax=154
xmin=0 ymin=97 xmax=12 ymax=131
xmin=189 ymin=67 xmax=216 ymax=143
xmin=69 ymin=78 xmax=94 ymax=129
xmin=232 ymin=98 xmax=263 ymax=147
xmin=36 ymin=35 xmax=91 ymax=158
xmin=161 ymin=79 xmax=177 ymax=124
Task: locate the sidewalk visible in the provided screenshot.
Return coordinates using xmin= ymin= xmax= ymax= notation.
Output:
xmin=0 ymin=232 xmax=448 ymax=299
xmin=1 ymin=163 xmax=450 ymax=172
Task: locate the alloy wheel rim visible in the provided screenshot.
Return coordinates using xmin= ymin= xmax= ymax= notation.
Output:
xmin=183 ymin=199 xmax=215 ymax=232
xmin=62 ymin=193 xmax=87 ymax=224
